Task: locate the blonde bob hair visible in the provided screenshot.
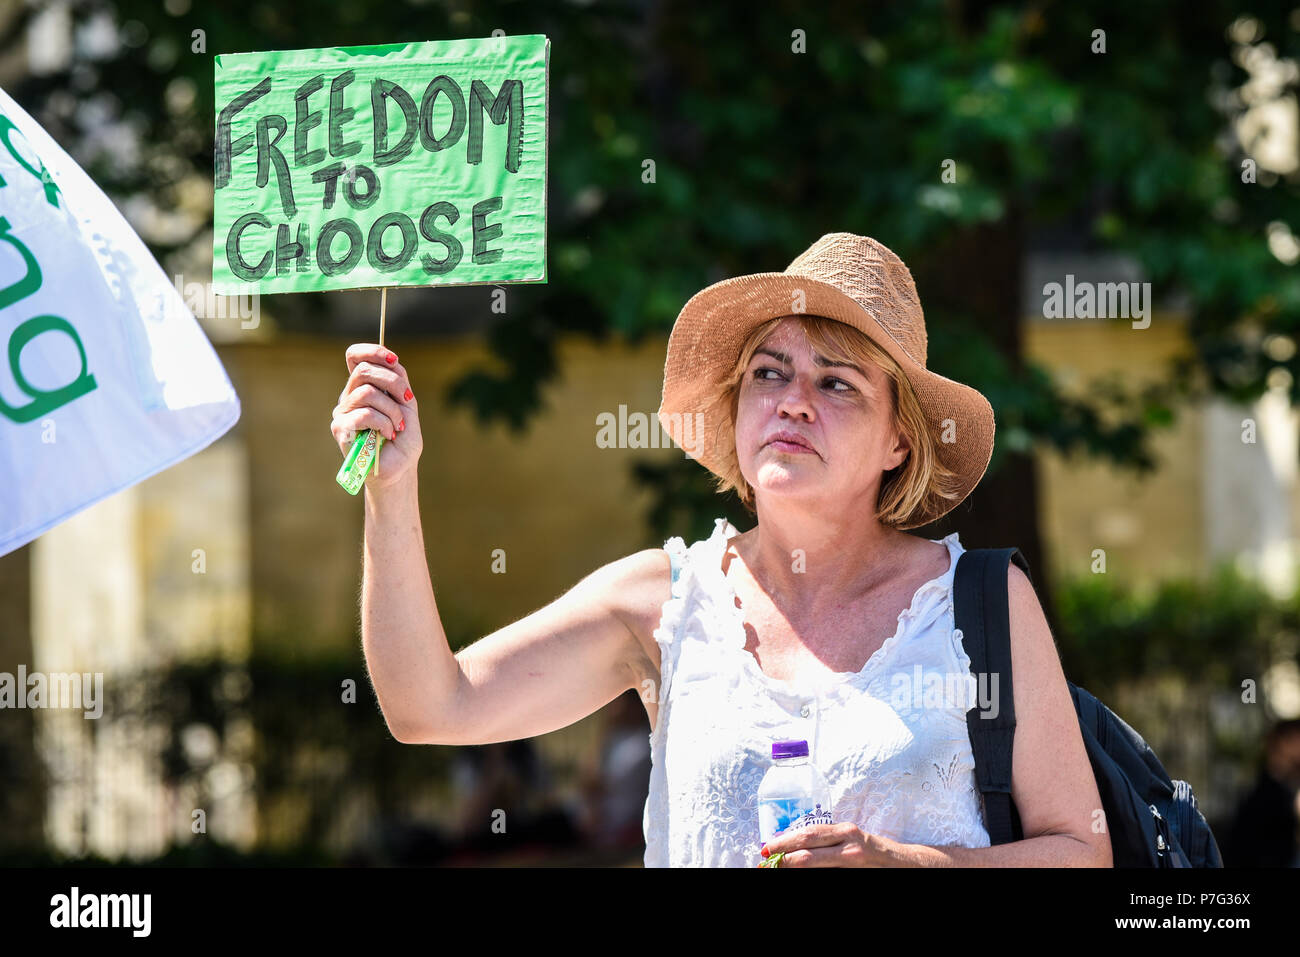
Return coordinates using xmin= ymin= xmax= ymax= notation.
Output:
xmin=705 ymin=314 xmax=964 ymax=528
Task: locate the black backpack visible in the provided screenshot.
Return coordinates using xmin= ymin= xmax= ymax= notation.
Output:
xmin=952 ymin=546 xmax=1224 ymax=867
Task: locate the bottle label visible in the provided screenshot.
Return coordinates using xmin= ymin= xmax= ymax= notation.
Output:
xmin=758 ymin=799 xmax=833 ymax=843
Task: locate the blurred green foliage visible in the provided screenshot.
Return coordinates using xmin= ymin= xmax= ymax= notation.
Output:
xmin=137 ymin=654 xmax=457 ymax=845
xmin=1058 ymin=558 xmax=1300 ymax=692
xmin=1054 ymin=555 xmax=1300 ymax=792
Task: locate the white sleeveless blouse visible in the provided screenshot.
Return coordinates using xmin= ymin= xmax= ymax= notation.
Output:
xmin=642 ymin=517 xmax=991 ymax=867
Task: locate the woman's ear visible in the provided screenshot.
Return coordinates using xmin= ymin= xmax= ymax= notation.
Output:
xmin=886 ymin=424 xmax=911 ymax=472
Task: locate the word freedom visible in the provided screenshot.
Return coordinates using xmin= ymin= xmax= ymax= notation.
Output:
xmin=215 ymin=70 xmax=523 ymax=281
xmin=596 ymin=405 xmax=705 ymax=456
xmin=0 ymin=666 xmax=102 ymax=718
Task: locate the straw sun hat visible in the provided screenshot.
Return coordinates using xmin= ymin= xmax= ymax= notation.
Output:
xmin=656 ymin=232 xmax=995 ymax=530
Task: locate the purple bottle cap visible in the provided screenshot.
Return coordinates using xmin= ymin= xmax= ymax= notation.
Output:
xmin=772 ymin=739 xmax=808 ymax=760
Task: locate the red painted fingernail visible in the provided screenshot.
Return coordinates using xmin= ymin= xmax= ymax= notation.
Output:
xmin=386 ymin=353 xmax=397 ymax=364
xmin=398 ymin=419 xmax=404 ymax=432
xmin=761 ymin=845 xmax=770 ymax=858
xmin=404 ymin=388 xmax=413 ymax=401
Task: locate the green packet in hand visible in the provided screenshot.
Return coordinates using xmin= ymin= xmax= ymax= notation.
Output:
xmin=336 ymin=429 xmax=384 ymax=495
xmin=757 ymin=851 xmax=785 ymax=868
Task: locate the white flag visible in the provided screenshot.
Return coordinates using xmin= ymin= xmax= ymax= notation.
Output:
xmin=0 ymin=86 xmax=240 ymax=557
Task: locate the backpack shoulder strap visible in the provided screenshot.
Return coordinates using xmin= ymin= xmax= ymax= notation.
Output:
xmin=954 ymin=546 xmax=1032 ymax=845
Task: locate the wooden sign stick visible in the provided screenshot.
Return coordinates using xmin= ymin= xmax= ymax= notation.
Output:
xmin=375 ymin=287 xmax=387 ymax=478
xmin=334 ymin=287 xmax=392 ymax=495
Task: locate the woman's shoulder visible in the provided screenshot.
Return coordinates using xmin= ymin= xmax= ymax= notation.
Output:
xmin=593 ymin=546 xmax=675 ymax=616
xmin=888 ymin=528 xmax=962 ymax=581
xmin=654 ymin=516 xmax=740 ymax=579
xmin=597 ymin=519 xmax=738 ymax=661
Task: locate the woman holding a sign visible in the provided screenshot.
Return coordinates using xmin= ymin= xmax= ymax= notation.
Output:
xmin=333 ymin=232 xmax=1110 ymax=868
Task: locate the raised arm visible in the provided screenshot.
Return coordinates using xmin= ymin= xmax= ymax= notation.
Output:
xmin=436 ymin=545 xmax=671 ymax=745
xmin=366 ymin=479 xmax=670 ymax=746
xmin=335 ymin=343 xmax=672 ymax=747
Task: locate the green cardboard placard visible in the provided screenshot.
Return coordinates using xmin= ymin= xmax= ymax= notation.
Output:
xmin=212 ymin=35 xmax=548 ymax=295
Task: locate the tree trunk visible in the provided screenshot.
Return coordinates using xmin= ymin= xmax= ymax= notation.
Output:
xmin=910 ymin=212 xmax=1060 ymax=636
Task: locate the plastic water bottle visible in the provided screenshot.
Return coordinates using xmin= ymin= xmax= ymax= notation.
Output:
xmin=757 ymin=739 xmax=832 ymax=845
